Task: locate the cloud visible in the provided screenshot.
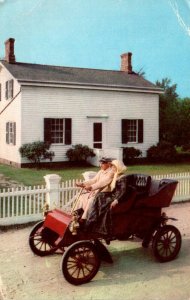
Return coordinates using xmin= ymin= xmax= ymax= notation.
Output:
xmin=169 ymin=0 xmax=190 ymax=36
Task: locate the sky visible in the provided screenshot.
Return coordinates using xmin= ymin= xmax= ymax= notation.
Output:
xmin=0 ymin=0 xmax=190 ymax=98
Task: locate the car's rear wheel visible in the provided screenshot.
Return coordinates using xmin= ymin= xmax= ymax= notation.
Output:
xmin=152 ymin=225 xmax=181 ymax=262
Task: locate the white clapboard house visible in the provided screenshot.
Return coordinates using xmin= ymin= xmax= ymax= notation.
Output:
xmin=0 ymin=38 xmax=162 ymax=167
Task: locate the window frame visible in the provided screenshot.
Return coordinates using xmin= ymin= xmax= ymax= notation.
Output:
xmin=50 ymin=118 xmax=64 ymax=144
xmin=122 ymin=119 xmax=143 ymax=144
xmin=127 ymin=119 xmax=138 ymax=143
xmin=6 ymin=122 xmax=16 ymax=145
xmin=5 ymin=79 xmax=14 ymax=100
xmin=44 ymin=118 xmax=72 ymax=145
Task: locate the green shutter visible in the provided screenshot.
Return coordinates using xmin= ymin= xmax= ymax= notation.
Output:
xmin=44 ymin=118 xmax=52 ymax=143
xmin=138 ymin=119 xmax=144 ymax=143
xmin=65 ymin=118 xmax=72 ymax=145
xmin=122 ymin=119 xmax=129 ymax=143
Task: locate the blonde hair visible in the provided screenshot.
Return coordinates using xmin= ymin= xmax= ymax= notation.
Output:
xmin=110 ymin=160 xmax=127 ymax=191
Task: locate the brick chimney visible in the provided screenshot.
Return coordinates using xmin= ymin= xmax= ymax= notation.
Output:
xmin=5 ymin=38 xmax=16 ymax=63
xmin=120 ymin=52 xmax=132 ymax=73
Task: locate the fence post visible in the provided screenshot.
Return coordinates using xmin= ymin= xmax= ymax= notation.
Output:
xmin=44 ymin=174 xmax=61 ymax=209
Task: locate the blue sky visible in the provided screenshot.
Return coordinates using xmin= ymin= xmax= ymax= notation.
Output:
xmin=0 ymin=0 xmax=190 ymax=98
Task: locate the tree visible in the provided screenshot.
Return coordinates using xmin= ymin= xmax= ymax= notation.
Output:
xmin=19 ymin=141 xmax=54 ymax=166
xmin=156 ymin=78 xmax=180 ymax=145
xmin=137 ymin=67 xmax=146 ymax=78
xmin=177 ymin=98 xmax=190 ymax=146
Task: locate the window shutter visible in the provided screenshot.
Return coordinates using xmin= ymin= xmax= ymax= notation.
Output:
xmin=65 ymin=118 xmax=72 ymax=145
xmin=5 ymin=81 xmax=8 ymax=99
xmin=10 ymin=79 xmax=14 ymax=98
xmin=44 ymin=118 xmax=52 ymax=143
xmin=138 ymin=119 xmax=144 ymax=143
xmin=121 ymin=119 xmax=129 ymax=143
xmin=13 ymin=122 xmax=16 ymax=145
xmin=6 ymin=122 xmax=9 ymax=144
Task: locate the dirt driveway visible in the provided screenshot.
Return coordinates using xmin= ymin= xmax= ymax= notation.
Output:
xmin=0 ymin=202 xmax=190 ymax=300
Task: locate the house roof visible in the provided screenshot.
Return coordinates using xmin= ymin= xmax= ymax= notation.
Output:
xmin=1 ymin=60 xmax=162 ymax=93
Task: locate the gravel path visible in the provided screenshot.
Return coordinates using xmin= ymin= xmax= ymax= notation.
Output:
xmin=0 ymin=202 xmax=190 ymax=300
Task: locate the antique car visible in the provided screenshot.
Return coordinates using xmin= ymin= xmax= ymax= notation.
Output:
xmin=29 ymin=174 xmax=182 ymax=285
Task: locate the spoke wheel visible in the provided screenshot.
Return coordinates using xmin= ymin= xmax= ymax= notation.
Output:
xmin=29 ymin=221 xmax=59 ymax=256
xmin=61 ymin=240 xmax=100 ymax=285
xmin=152 ymin=225 xmax=181 ymax=262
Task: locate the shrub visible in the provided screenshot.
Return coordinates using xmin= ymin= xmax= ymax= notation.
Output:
xmin=123 ymin=147 xmax=142 ymax=164
xmin=176 ymin=152 xmax=190 ymax=162
xmin=181 ymin=144 xmax=190 ymax=152
xmin=66 ymin=144 xmax=95 ymax=162
xmin=19 ymin=141 xmax=54 ymax=166
xmin=147 ymin=141 xmax=177 ymax=163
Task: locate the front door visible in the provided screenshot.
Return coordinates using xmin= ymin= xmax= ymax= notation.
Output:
xmin=93 ymin=122 xmax=102 ymax=149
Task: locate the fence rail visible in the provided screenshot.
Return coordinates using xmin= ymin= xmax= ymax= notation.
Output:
xmin=0 ymin=172 xmax=190 ymax=226
xmin=0 ymin=185 xmax=47 ymax=225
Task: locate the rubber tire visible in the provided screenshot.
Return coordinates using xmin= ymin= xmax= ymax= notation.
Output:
xmin=61 ymin=240 xmax=101 ymax=285
xmin=152 ymin=225 xmax=182 ymax=262
xmin=29 ymin=220 xmax=58 ymax=256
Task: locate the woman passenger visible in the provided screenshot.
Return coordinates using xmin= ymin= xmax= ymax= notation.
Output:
xmin=84 ymin=159 xmax=128 ymax=235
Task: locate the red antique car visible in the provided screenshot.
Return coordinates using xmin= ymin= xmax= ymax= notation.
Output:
xmin=29 ymin=174 xmax=181 ymax=285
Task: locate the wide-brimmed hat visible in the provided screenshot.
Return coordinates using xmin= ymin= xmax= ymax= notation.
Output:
xmin=111 ymin=159 xmax=127 ymax=174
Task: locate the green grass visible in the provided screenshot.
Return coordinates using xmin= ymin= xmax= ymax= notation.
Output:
xmin=0 ymin=162 xmax=190 ymax=187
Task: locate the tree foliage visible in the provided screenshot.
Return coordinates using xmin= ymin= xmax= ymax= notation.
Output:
xmin=156 ymin=78 xmax=190 ymax=146
xmin=156 ymin=78 xmax=179 ymax=144
xmin=177 ymin=98 xmax=190 ymax=146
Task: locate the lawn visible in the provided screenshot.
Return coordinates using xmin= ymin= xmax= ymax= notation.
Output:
xmin=0 ymin=162 xmax=190 ymax=187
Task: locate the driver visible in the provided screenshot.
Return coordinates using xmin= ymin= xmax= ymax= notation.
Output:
xmin=73 ymin=157 xmax=115 ymax=220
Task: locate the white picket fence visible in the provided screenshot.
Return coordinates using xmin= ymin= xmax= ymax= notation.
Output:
xmin=153 ymin=172 xmax=190 ymax=202
xmin=0 ymin=172 xmax=190 ymax=226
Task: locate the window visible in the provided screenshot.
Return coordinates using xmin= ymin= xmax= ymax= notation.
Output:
xmin=93 ymin=122 xmax=102 ymax=148
xmin=5 ymin=79 xmax=14 ymax=100
xmin=122 ymin=119 xmax=143 ymax=143
xmin=44 ymin=118 xmax=72 ymax=144
xmin=6 ymin=122 xmax=16 ymax=145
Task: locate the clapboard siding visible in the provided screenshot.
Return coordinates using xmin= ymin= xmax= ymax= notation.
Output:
xmin=20 ymin=86 xmax=159 ymax=161
xmin=0 ymin=59 xmax=159 ymax=166
xmin=0 ymin=65 xmax=22 ymax=164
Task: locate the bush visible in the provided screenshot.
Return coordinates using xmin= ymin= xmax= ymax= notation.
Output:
xmin=66 ymin=144 xmax=95 ymax=162
xmin=147 ymin=141 xmax=177 ymax=163
xmin=182 ymin=144 xmax=190 ymax=152
xmin=19 ymin=141 xmax=54 ymax=166
xmin=176 ymin=152 xmax=190 ymax=162
xmin=123 ymin=147 xmax=142 ymax=164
